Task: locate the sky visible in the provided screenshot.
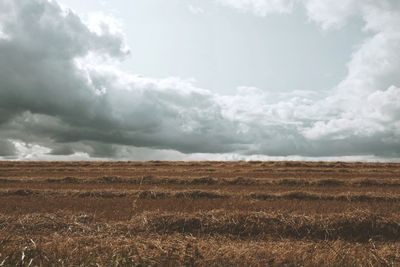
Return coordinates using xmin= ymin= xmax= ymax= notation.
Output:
xmin=58 ymin=0 xmax=366 ymax=94
xmin=0 ymin=0 xmax=399 ymax=161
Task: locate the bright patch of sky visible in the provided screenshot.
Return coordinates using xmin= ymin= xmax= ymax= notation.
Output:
xmin=59 ymin=0 xmax=366 ymax=94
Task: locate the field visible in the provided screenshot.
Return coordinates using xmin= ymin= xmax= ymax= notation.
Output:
xmin=1 ymin=161 xmax=400 ymax=266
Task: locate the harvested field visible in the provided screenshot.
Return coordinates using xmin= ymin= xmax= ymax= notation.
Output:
xmin=1 ymin=161 xmax=400 ymax=266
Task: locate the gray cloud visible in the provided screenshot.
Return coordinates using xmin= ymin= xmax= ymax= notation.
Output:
xmin=0 ymin=139 xmax=16 ymax=157
xmin=0 ymin=0 xmax=247 ymax=157
xmin=0 ymin=0 xmax=399 ymax=160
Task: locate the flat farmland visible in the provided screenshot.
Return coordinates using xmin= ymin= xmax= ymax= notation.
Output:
xmin=1 ymin=161 xmax=400 ymax=266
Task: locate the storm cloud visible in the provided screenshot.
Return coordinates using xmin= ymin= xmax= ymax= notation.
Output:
xmin=0 ymin=0 xmax=399 ymax=160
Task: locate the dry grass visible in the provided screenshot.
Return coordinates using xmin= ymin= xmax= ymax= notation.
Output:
xmin=3 ymin=176 xmax=400 ymax=188
xmin=2 ymin=210 xmax=399 ymax=241
xmin=1 ymin=161 xmax=400 ymax=266
xmin=1 ymin=235 xmax=399 ymax=267
xmin=2 ymin=189 xmax=400 ymax=204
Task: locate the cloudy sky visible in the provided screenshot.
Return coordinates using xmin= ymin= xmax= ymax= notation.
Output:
xmin=0 ymin=0 xmax=399 ymax=161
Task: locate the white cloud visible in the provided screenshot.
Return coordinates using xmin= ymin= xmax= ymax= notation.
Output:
xmin=217 ymin=0 xmax=297 ymax=16
xmin=304 ymin=0 xmax=360 ymax=30
xmin=305 ymin=86 xmax=400 ymax=141
xmin=0 ymin=25 xmax=8 ymax=40
xmin=302 ymin=1 xmax=400 ymax=144
xmin=11 ymin=140 xmax=51 ymax=160
xmin=188 ymin=5 xmax=205 ymax=15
